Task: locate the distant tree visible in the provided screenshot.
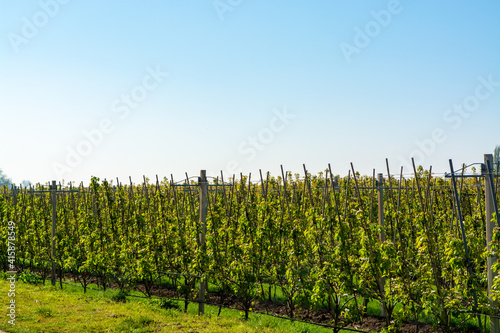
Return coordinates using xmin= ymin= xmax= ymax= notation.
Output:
xmin=494 ymin=145 xmax=500 ymax=170
xmin=21 ymin=180 xmax=32 ymax=188
xmin=0 ymin=169 xmax=12 ymax=187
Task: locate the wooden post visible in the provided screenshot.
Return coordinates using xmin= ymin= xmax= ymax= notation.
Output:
xmin=377 ymin=173 xmax=386 ymax=317
xmin=198 ymin=170 xmax=208 ymax=315
xmin=378 ymin=173 xmax=385 ymax=241
xmin=50 ymin=180 xmax=57 ymax=286
xmin=12 ymin=185 xmax=17 ymax=206
xmin=484 ymin=154 xmax=499 ymax=333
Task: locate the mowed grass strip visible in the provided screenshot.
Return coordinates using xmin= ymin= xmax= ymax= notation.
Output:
xmin=0 ymin=278 xmax=342 ymax=333
xmin=0 ymin=278 xmax=276 ymax=333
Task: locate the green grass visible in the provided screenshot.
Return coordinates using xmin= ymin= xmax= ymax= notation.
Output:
xmin=0 ymin=273 xmax=359 ymax=333
xmin=2 ymin=268 xmax=486 ymax=333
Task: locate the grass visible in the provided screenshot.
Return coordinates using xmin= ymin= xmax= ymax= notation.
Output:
xmin=1 ymin=269 xmax=486 ymax=333
xmin=0 ymin=273 xmax=357 ymax=333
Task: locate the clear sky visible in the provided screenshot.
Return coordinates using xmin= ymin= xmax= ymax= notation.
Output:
xmin=1 ymin=0 xmax=499 ymax=185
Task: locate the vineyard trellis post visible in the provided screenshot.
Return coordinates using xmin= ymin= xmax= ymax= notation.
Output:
xmin=13 ymin=185 xmax=17 ymax=205
xmin=377 ymin=173 xmax=386 ymax=318
xmin=198 ymin=170 xmax=208 ymax=315
xmin=449 ymin=159 xmax=482 ymax=331
xmin=484 ymin=154 xmax=499 ymax=333
xmin=50 ymin=180 xmax=57 ymax=286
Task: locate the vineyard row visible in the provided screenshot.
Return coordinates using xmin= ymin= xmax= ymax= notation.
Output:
xmin=1 ymin=156 xmax=499 ymax=332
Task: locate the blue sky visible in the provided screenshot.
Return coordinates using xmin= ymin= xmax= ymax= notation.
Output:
xmin=1 ymin=0 xmax=499 ymax=185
